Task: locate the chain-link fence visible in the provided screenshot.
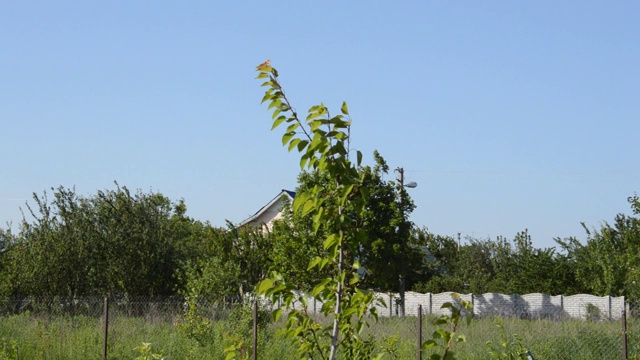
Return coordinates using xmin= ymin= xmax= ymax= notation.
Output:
xmin=0 ymin=296 xmax=240 ymax=359
xmin=0 ymin=295 xmax=635 ymax=359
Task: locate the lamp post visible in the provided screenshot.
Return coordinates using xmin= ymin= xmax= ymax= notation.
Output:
xmin=395 ymin=167 xmax=416 ymax=317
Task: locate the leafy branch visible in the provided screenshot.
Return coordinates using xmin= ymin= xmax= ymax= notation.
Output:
xmin=421 ymin=294 xmax=473 ymax=360
xmin=254 ymin=60 xmax=381 ymax=360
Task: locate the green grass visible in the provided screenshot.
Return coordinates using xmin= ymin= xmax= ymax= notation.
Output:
xmin=0 ymin=311 xmax=636 ymax=359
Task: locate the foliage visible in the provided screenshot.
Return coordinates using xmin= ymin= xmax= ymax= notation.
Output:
xmin=226 ymin=303 xmax=270 ymax=344
xmin=0 ymin=338 xmax=18 ymax=360
xmin=134 ymin=342 xmax=164 ymax=360
xmin=0 ymin=308 xmax=633 ymax=359
xmin=0 ymin=184 xmax=206 ymax=297
xmin=557 ymin=194 xmax=640 ymax=301
xmin=222 ymin=304 xmax=271 ymax=360
xmin=0 ymin=228 xmax=13 ymax=254
xmin=585 ymin=303 xmax=602 ymax=322
xmin=269 ymin=194 xmax=330 ymax=291
xmin=485 ymin=230 xmax=561 ymax=295
xmin=178 ymin=302 xmax=216 ymax=347
xmin=421 ymin=294 xmax=472 ymax=360
xmin=224 ymin=336 xmax=249 ymax=360
xmin=356 ymin=151 xmax=418 ymax=292
xmin=182 ymin=223 xmax=273 ymax=302
xmin=270 ymin=151 xmax=423 ymax=293
xmin=485 ymin=319 xmax=531 ymax=359
xmin=414 ymin=229 xmax=578 ymax=296
xmin=254 ymin=60 xmax=386 ymax=359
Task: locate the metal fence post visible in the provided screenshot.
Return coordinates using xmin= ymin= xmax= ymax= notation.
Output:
xmin=253 ymin=300 xmax=258 ymax=360
xmin=622 ymin=308 xmax=628 ymax=360
xmin=103 ymin=297 xmax=109 ymax=360
xmin=418 ymin=304 xmax=423 ymax=360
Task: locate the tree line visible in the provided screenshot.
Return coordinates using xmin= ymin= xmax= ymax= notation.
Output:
xmin=1 ymin=173 xmax=639 ymax=302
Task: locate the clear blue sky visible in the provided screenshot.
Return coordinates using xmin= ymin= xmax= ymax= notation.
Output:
xmin=2 ymin=1 xmax=639 ymax=249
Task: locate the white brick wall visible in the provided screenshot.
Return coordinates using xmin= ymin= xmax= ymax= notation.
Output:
xmin=260 ymin=291 xmax=625 ymax=320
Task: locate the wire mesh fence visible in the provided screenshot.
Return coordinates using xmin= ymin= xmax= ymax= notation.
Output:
xmin=624 ymin=302 xmax=640 ymax=357
xmin=0 ymin=295 xmax=635 ymax=359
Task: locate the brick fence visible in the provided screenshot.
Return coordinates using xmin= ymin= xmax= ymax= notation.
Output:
xmin=375 ymin=291 xmax=625 ymax=320
xmin=282 ymin=291 xmax=625 ymax=320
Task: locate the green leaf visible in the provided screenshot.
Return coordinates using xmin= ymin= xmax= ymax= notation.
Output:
xmin=434 ymin=317 xmax=448 ymax=326
xmin=279 ymin=104 xmax=290 ymax=112
xmin=311 ymin=282 xmax=328 ymax=297
xmin=269 ymin=76 xmax=281 ymax=89
xmin=339 ymin=184 xmax=354 ymax=206
xmin=261 ymin=92 xmax=273 ymax=104
xmin=297 ymin=140 xmax=309 ymax=152
xmin=323 ymin=234 xmax=338 ymax=250
xmin=267 ymin=98 xmax=282 ymax=110
xmin=271 ymin=115 xmax=287 ymax=130
xmin=273 ymin=309 xmax=283 ymax=322
xmin=285 ymin=122 xmax=299 ymax=134
xmin=312 ymin=207 xmax=324 ymax=232
xmin=308 ymin=257 xmax=321 ymax=270
xmin=299 ymin=154 xmax=309 ymax=169
xmin=288 ymin=138 xmax=301 ymax=152
xmin=292 ymin=192 xmax=308 ymax=213
xmin=422 ymin=340 xmax=437 ymax=349
xmin=319 ymin=258 xmax=330 ymax=270
xmin=302 ymin=199 xmax=315 ymax=217
xmin=272 ymin=108 xmax=282 ymax=120
xmin=257 ymin=279 xmax=274 ymax=294
xmin=341 ymin=101 xmax=349 ymax=115
xmin=282 ymin=131 xmax=295 ymax=146
xmin=308 ymin=119 xmax=322 ymax=131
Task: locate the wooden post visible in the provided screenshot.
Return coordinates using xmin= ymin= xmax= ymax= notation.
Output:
xmin=103 ymin=297 xmax=109 ymax=360
xmin=418 ymin=304 xmax=423 ymax=360
xmin=253 ymin=300 xmax=258 ymax=360
xmin=622 ymin=308 xmax=628 ymax=360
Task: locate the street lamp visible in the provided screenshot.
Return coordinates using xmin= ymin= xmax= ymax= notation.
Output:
xmin=395 ymin=167 xmax=416 ymax=317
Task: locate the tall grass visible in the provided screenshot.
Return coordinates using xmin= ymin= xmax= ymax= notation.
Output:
xmin=0 ymin=311 xmax=636 ymax=359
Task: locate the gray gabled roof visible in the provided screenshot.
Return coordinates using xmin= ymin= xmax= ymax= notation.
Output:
xmin=239 ymin=189 xmax=295 ymax=227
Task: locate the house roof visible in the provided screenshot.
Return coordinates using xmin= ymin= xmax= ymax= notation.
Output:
xmin=239 ymin=189 xmax=295 ymax=227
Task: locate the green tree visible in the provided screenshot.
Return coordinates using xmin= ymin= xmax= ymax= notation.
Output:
xmin=255 ymin=61 xmax=385 ymax=359
xmin=357 ymin=151 xmax=417 ymax=293
xmin=182 ymin=222 xmax=273 ymax=302
xmin=0 ymin=184 xmax=202 ymax=297
xmin=412 ymin=231 xmax=496 ymax=294
xmin=557 ymin=194 xmax=640 ymax=301
xmin=270 ymin=151 xmax=422 ymax=294
xmin=487 ymin=230 xmax=562 ymax=294
xmin=270 ymin=194 xmax=330 ymax=291
xmin=412 ymin=230 xmax=468 ymax=294
xmin=413 ymin=229 xmax=576 ymax=296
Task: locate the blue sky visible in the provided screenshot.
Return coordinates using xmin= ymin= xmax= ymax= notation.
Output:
xmin=1 ymin=1 xmax=638 ymax=249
